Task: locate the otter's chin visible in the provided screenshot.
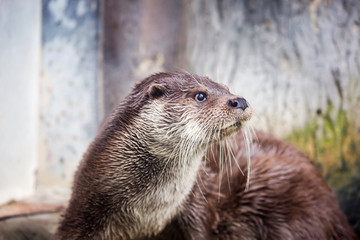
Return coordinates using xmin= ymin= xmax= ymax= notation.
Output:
xmin=220 ymin=120 xmax=244 ymax=139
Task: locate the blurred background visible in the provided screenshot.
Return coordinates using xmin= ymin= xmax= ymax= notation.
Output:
xmin=0 ymin=0 xmax=359 ymax=237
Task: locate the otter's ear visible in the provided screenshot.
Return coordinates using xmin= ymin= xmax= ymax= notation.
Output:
xmin=148 ymin=84 xmax=166 ymax=99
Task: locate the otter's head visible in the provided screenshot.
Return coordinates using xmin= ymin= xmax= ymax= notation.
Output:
xmin=121 ymin=72 xmax=252 ymax=159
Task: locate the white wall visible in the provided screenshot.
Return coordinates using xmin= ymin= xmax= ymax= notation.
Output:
xmin=0 ymin=0 xmax=41 ymax=204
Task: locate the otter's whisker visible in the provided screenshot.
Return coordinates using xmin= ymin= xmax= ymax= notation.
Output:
xmin=195 ymin=177 xmax=208 ymax=203
xmin=188 ymin=72 xmax=201 ymax=86
xmin=210 ymin=144 xmax=217 ymax=166
xmin=242 ymin=126 xmax=252 ymax=190
xmin=228 ymin=137 xmax=245 ymax=176
xmin=201 ymin=156 xmax=209 ymax=177
xmin=217 ymin=120 xmax=224 ymax=201
xmin=224 ymin=141 xmax=232 ymax=193
xmin=225 ymin=139 xmax=233 ymax=178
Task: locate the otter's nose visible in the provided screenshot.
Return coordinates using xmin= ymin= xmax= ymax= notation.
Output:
xmin=227 ymin=97 xmax=248 ymax=110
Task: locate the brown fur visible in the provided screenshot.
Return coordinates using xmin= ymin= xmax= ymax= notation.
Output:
xmin=154 ymin=131 xmax=358 ymax=240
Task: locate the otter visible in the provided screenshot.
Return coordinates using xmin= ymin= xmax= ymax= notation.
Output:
xmin=55 ymin=72 xmax=252 ymax=239
xmin=55 ymin=72 xmax=357 ymax=240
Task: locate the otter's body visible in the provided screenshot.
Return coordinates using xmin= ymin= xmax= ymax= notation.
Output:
xmin=56 ymin=72 xmax=356 ymax=240
xmin=155 ymin=131 xmax=357 ymax=240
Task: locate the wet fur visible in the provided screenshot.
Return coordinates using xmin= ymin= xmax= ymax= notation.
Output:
xmin=154 ymin=131 xmax=357 ymax=240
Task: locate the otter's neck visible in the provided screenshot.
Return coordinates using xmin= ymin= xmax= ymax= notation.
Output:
xmin=101 ymin=129 xmax=206 ymax=238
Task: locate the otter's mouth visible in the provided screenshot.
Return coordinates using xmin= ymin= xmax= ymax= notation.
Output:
xmin=219 ymin=120 xmax=243 ymax=138
xmin=221 ymin=120 xmax=242 ymax=130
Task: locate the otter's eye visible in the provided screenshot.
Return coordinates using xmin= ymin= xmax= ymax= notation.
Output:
xmin=195 ymin=92 xmax=207 ymax=102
